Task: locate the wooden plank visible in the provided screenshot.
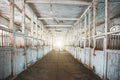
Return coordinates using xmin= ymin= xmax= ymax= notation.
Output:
xmin=30 ymin=12 xmax=34 ymax=51
xmin=21 ymin=0 xmax=27 ymax=69
xmin=0 ymin=25 xmax=12 ymax=32
xmin=88 ymin=8 xmax=91 ymax=67
xmin=84 ymin=14 xmax=87 ymax=64
xmin=93 ymin=0 xmax=97 ymax=54
xmin=88 ymin=8 xmax=91 ymax=47
xmin=9 ymin=0 xmax=15 ymax=77
xmin=104 ymin=0 xmax=110 ymax=79
xmin=22 ymin=0 xmax=25 ymax=34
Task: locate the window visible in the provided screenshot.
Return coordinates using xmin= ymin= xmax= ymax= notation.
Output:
xmin=0 ymin=25 xmax=12 ymax=47
xmin=110 ymin=24 xmax=120 ymax=32
xmin=96 ymin=31 xmax=102 ymax=35
xmin=108 ymin=24 xmax=120 ymax=50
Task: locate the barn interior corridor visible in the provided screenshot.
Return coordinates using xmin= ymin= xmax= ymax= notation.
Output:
xmin=14 ymin=50 xmax=101 ymax=80
xmin=0 ymin=0 xmax=120 ymax=80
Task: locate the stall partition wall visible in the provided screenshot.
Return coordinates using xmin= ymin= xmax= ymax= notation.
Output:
xmin=65 ymin=0 xmax=120 ymax=80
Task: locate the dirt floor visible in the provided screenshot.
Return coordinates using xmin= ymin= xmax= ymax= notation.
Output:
xmin=14 ymin=50 xmax=101 ymax=80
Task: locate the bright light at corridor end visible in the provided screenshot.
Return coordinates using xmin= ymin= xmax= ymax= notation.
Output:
xmin=53 ymin=39 xmax=64 ymax=50
xmin=55 ymin=40 xmax=63 ymax=48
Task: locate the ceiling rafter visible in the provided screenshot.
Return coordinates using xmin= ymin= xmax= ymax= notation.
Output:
xmin=38 ymin=18 xmax=79 ymax=21
xmin=45 ymin=25 xmax=72 ymax=27
xmin=26 ymin=0 xmax=91 ymax=5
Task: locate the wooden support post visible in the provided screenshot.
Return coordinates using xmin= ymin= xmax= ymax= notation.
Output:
xmin=77 ymin=24 xmax=79 ymax=47
xmin=10 ymin=0 xmax=16 ymax=77
xmin=29 ymin=9 xmax=34 ymax=66
xmin=104 ymin=0 xmax=110 ymax=79
xmin=30 ymin=15 xmax=33 ymax=37
xmin=93 ymin=0 xmax=97 ymax=54
xmin=31 ymin=12 xmax=34 ymax=45
xmin=88 ymin=8 xmax=91 ymax=47
xmin=88 ymin=8 xmax=91 ymax=67
xmin=22 ymin=0 xmax=27 ymax=69
xmin=84 ymin=14 xmax=87 ymax=64
xmin=80 ymin=20 xmax=82 ymax=49
xmin=35 ymin=18 xmax=39 ymax=59
xmin=22 ymin=0 xmax=25 ymax=34
xmin=78 ymin=22 xmax=80 ymax=47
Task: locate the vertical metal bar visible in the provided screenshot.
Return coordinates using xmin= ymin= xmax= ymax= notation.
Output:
xmin=41 ymin=24 xmax=43 ymax=40
xmin=3 ymin=31 xmax=4 ymax=47
xmin=79 ymin=22 xmax=81 ymax=60
xmin=31 ymin=11 xmax=34 ymax=49
xmin=104 ymin=0 xmax=110 ymax=79
xmin=75 ymin=27 xmax=76 ymax=48
xmin=35 ymin=18 xmax=38 ymax=38
xmin=111 ymin=34 xmax=113 ymax=49
xmin=117 ymin=34 xmax=119 ymax=49
xmin=41 ymin=23 xmax=42 ymax=39
xmin=2 ymin=30 xmax=4 ymax=79
xmin=77 ymin=23 xmax=79 ymax=47
xmin=2 ymin=30 xmax=3 ymax=47
xmin=79 ymin=21 xmax=80 ymax=48
xmin=76 ymin=25 xmax=77 ymax=58
xmin=31 ymin=13 xmax=34 ymax=37
xmin=78 ymin=24 xmax=79 ymax=47
xmin=0 ymin=30 xmax=1 ymax=47
xmin=35 ymin=18 xmax=39 ymax=60
xmin=78 ymin=23 xmax=79 ymax=47
xmin=118 ymin=34 xmax=120 ymax=49
xmin=80 ymin=20 xmax=82 ymax=49
xmin=77 ymin=23 xmax=79 ymax=59
xmin=77 ymin=24 xmax=79 ymax=58
xmin=10 ymin=0 xmax=15 ymax=76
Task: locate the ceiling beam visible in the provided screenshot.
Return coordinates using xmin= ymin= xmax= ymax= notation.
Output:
xmin=45 ymin=25 xmax=72 ymax=27
xmin=47 ymin=27 xmax=69 ymax=29
xmin=48 ymin=30 xmax=67 ymax=31
xmin=14 ymin=4 xmax=31 ymax=20
xmin=38 ymin=18 xmax=79 ymax=21
xmin=3 ymin=0 xmax=31 ymax=20
xmin=26 ymin=0 xmax=91 ymax=5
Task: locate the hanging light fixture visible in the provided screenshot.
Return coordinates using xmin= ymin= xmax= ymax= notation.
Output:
xmin=49 ymin=0 xmax=61 ymax=23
